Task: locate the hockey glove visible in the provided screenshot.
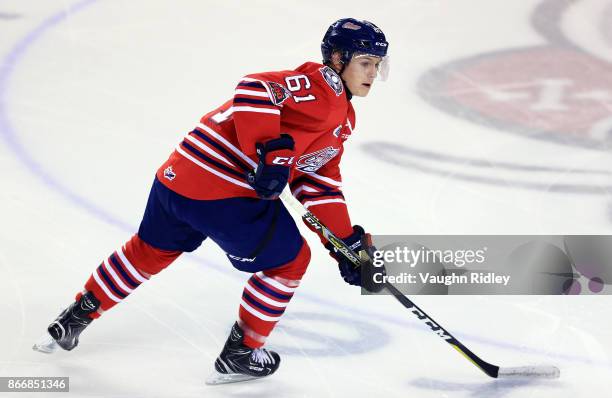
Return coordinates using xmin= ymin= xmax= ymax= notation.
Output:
xmin=247 ymin=134 xmax=295 ymax=200
xmin=325 ymin=225 xmax=385 ymax=293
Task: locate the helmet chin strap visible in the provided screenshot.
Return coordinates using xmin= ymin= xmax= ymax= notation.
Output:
xmin=338 ymin=64 xmax=354 ymax=100
xmin=343 ymin=79 xmax=353 ymax=100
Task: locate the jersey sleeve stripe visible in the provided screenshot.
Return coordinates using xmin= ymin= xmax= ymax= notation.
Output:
xmin=241 ymin=77 xmax=275 ymax=101
xmin=235 ymin=89 xmax=270 ymax=98
xmin=232 ymin=105 xmax=280 ymax=115
xmin=309 ymin=172 xmax=342 ymax=187
xmin=211 ymin=106 xmax=280 ymax=123
xmin=196 ymin=123 xmax=257 ymax=168
xmin=176 ymin=145 xmax=254 ymax=189
xmin=237 ymin=81 xmax=267 ymax=89
xmin=303 ymin=198 xmax=346 ymax=209
xmin=233 ymin=97 xmax=275 ymax=106
xmin=291 ymin=184 xmax=320 ymax=197
xmin=290 ymin=176 xmax=335 ymax=192
xmin=184 ymin=135 xmax=235 ymax=167
xmin=296 ymin=191 xmax=344 ymax=202
xmin=180 ymin=141 xmax=246 ymax=179
xmin=191 ymin=129 xmax=251 ymax=172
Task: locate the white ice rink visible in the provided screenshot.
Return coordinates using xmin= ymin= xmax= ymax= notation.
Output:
xmin=1 ymin=0 xmax=611 ymax=397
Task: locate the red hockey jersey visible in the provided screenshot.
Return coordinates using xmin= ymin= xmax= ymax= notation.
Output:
xmin=156 ymin=62 xmax=355 ymax=239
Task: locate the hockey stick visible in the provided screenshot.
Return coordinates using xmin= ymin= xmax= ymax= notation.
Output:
xmin=279 ymin=189 xmax=560 ymax=379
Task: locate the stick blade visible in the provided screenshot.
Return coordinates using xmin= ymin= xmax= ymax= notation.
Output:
xmin=498 ymin=366 xmax=560 ymax=379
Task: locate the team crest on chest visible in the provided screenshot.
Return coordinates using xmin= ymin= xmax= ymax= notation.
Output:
xmin=319 ymin=66 xmax=343 ymax=96
xmin=297 ymin=146 xmax=341 ymax=173
xmin=265 ymin=81 xmax=292 ymax=105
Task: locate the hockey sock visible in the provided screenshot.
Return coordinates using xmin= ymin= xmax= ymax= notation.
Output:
xmin=81 ymin=234 xmax=181 ymax=318
xmin=238 ymin=240 xmax=310 ymax=348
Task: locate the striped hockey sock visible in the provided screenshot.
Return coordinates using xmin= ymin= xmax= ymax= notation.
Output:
xmin=81 ymin=235 xmax=182 ymax=318
xmin=238 ymin=271 xmax=298 ymax=348
xmin=83 ymin=246 xmax=151 ymax=317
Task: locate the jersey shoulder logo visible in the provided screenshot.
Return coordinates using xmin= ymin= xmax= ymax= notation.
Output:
xmin=265 ymin=81 xmax=292 ymax=106
xmin=296 ymin=146 xmax=340 ymax=173
xmin=319 ymin=66 xmax=343 ymax=96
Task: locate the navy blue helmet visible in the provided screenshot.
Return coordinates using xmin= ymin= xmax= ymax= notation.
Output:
xmin=321 ymin=18 xmax=389 ymax=65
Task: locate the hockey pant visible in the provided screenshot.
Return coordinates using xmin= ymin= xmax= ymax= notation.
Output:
xmin=80 ymin=177 xmax=310 ymax=348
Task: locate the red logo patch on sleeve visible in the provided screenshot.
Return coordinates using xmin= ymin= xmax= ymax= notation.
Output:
xmin=266 ymin=81 xmax=292 ymax=106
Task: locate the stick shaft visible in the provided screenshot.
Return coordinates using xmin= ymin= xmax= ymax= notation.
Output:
xmin=279 ymin=189 xmax=500 ymax=378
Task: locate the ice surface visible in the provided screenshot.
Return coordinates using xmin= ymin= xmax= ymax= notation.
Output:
xmin=1 ymin=1 xmax=611 ymax=397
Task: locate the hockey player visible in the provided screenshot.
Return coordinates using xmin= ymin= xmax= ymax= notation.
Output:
xmin=34 ymin=18 xmax=389 ymax=384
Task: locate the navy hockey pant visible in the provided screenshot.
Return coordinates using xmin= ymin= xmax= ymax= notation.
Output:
xmin=82 ymin=177 xmax=311 ymax=347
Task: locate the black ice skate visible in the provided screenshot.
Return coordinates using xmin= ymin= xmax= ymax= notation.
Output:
xmin=32 ymin=291 xmax=100 ymax=353
xmin=206 ymin=322 xmax=280 ymax=385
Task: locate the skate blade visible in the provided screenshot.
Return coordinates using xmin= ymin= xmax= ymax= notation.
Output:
xmin=32 ymin=333 xmax=59 ymax=354
xmin=205 ymin=370 xmax=262 ymax=385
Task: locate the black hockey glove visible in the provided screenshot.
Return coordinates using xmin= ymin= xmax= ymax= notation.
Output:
xmin=325 ymin=225 xmax=385 ymax=293
xmin=247 ymin=134 xmax=295 ymax=200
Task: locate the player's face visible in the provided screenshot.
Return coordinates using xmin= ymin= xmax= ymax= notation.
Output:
xmin=341 ymin=55 xmax=381 ymax=97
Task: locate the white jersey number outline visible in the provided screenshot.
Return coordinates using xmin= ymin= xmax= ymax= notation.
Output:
xmin=285 ymin=75 xmax=316 ymax=103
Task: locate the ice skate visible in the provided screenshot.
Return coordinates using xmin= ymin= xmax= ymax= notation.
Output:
xmin=206 ymin=322 xmax=280 ymax=385
xmin=33 ymin=291 xmax=100 ymax=353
